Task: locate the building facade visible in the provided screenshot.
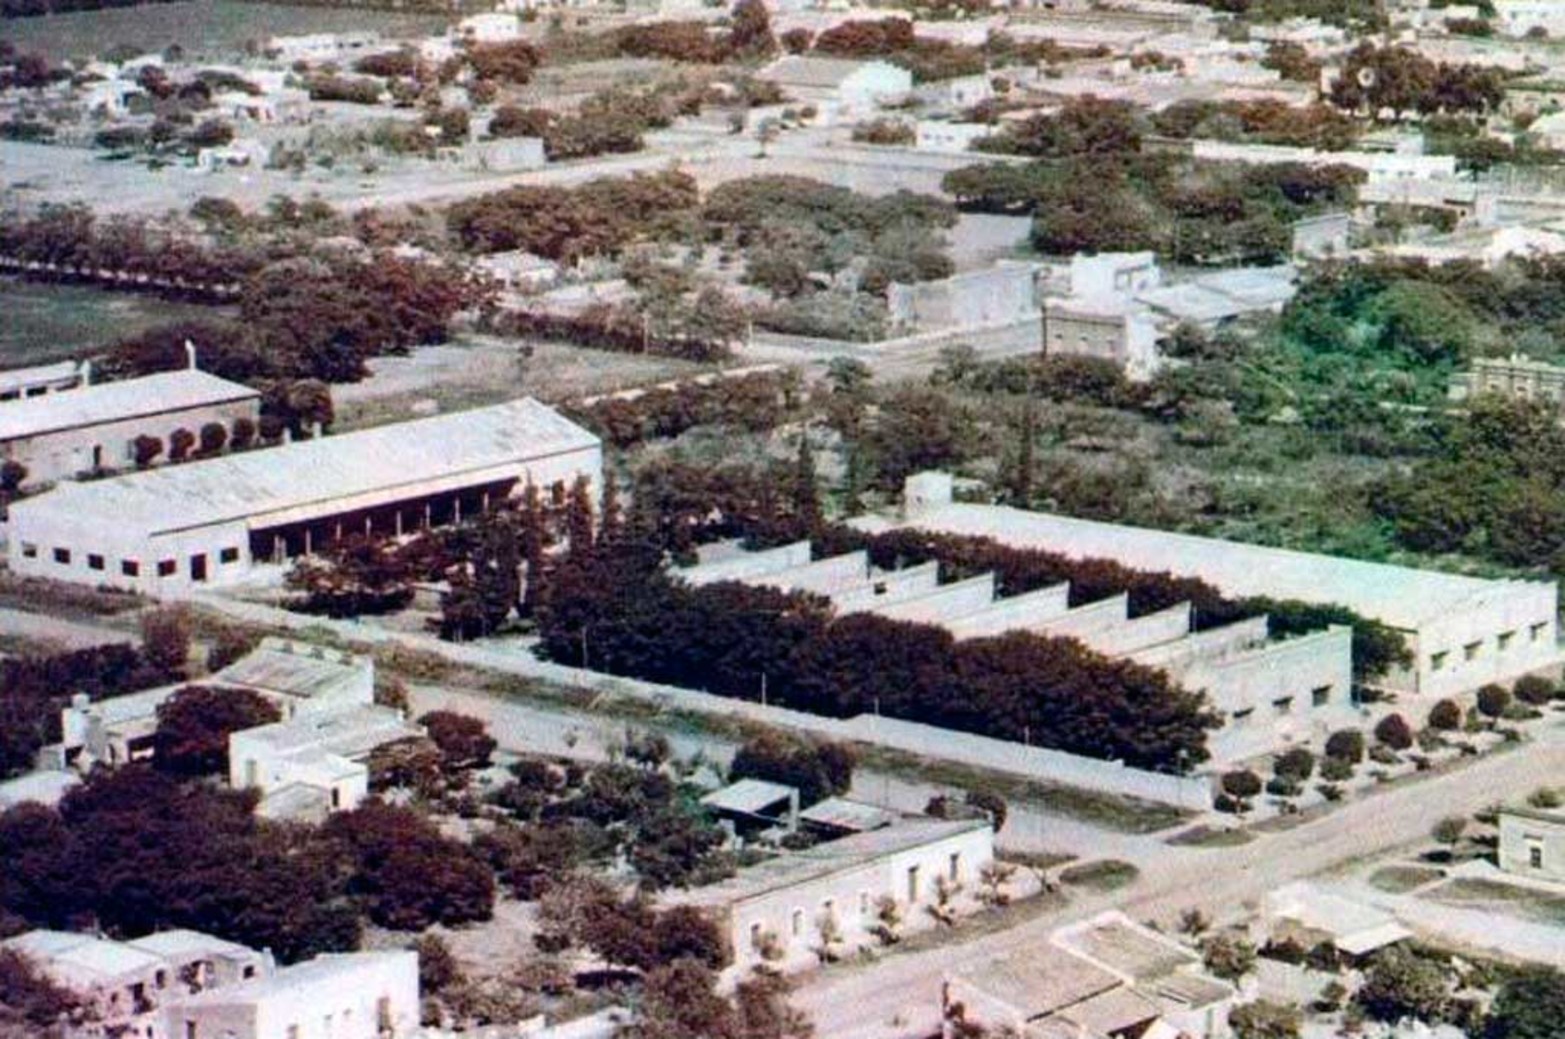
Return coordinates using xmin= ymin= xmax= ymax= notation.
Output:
xmin=170 ymin=952 xmax=419 ymax=1039
xmin=1498 ymin=806 xmax=1565 ymax=883
xmin=668 ymin=817 xmax=994 ymax=971
xmin=895 ymin=472 xmax=1560 ymax=701
xmin=7 ymin=398 xmax=601 ymax=595
xmin=1449 ymin=354 xmax=1565 ymax=407
xmin=0 ymin=370 xmax=260 ymax=489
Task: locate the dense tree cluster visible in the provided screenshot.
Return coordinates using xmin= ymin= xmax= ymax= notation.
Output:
xmin=703 ymin=175 xmax=956 ymax=297
xmin=1 ymin=643 xmax=174 ymax=779
xmin=484 ymin=753 xmax=734 ymax=893
xmin=0 ymin=205 xmax=256 ymax=298
xmin=99 ymin=250 xmax=489 ymax=385
xmin=536 ymin=531 xmax=1219 ymax=771
xmin=152 ymin=685 xmax=282 ymax=776
xmin=0 ymin=768 xmax=361 ymax=961
xmin=496 ymin=301 xmax=737 ymax=364
xmin=945 ymin=145 xmax=1361 ymax=264
xmin=564 ymin=369 xmax=798 ymax=448
xmin=811 ymin=17 xmax=985 ymax=82
xmin=2 ymin=0 xmax=180 ymax=16
xmin=1151 ymin=99 xmax=1360 ymax=150
xmin=1330 ymin=44 xmax=1505 ymax=120
xmin=728 ymin=730 xmax=855 ymax=805
xmin=324 ymin=800 xmax=495 ymax=930
xmin=447 ymin=170 xmax=699 ymax=261
xmin=1376 ymin=395 xmax=1565 ymax=568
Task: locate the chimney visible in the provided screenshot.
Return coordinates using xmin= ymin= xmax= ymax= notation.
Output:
xmin=184 ymin=338 xmax=198 ymax=370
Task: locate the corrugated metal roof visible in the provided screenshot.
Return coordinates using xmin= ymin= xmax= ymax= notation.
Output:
xmin=700 ymin=778 xmax=798 ymax=815
xmin=798 ymin=797 xmax=893 ymax=833
xmin=12 ymin=397 xmax=598 ymax=536
xmin=0 ymin=370 xmax=257 ymax=442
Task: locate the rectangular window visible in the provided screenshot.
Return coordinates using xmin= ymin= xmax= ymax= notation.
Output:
xmin=949 ymin=853 xmax=961 ymax=882
xmin=185 ymin=1022 xmax=196 ymax=1039
xmin=1312 ymin=686 xmax=1331 ymax=708
xmin=53 ymin=548 xmax=70 ymax=565
xmin=750 ymin=922 xmax=763 ymax=950
xmin=1464 ymin=641 xmax=1482 ymax=661
xmin=1531 ymin=845 xmax=1545 ymax=869
xmin=1499 ymin=630 xmax=1515 ymax=651
xmin=906 ymin=865 xmax=920 ymax=903
xmin=20 ymin=542 xmax=37 ymax=559
xmin=1431 ymin=651 xmax=1448 ymax=672
xmin=791 ymin=910 xmax=803 ymax=937
xmin=1231 ymin=707 xmax=1255 ymax=723
xmin=122 ymin=560 xmax=139 ymax=577
xmin=1273 ymin=696 xmax=1294 ymax=714
xmin=219 ymin=547 xmax=240 ymax=564
xmin=1532 ymin=623 xmax=1549 ymax=643
xmin=859 ymin=892 xmax=870 ymax=917
xmin=157 ymin=559 xmax=176 ymax=577
xmin=88 ymin=554 xmax=104 ymax=571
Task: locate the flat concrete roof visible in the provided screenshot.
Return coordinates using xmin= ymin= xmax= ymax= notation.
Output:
xmin=12 ymin=398 xmax=598 ymax=537
xmin=0 ymin=370 xmax=257 ymax=443
xmin=235 ymin=704 xmax=419 ymax=758
xmin=213 ymin=639 xmax=365 ymax=702
xmin=900 ymin=501 xmax=1546 ymax=629
xmin=671 ymin=816 xmax=987 ymax=908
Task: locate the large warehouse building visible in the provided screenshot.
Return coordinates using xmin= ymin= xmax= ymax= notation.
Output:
xmin=680 ymin=540 xmax=1356 ymax=763
xmin=4 ymin=398 xmax=600 ymax=594
xmin=893 ymin=472 xmax=1560 ymax=700
xmin=0 ymin=369 xmax=261 ymax=488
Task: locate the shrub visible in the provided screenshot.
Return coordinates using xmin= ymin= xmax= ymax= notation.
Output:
xmin=1427 ymin=699 xmax=1462 ymax=731
xmin=1325 ymin=728 xmax=1365 ymax=763
xmin=1221 ymin=769 xmax=1263 ymax=799
xmin=1374 ymin=713 xmax=1414 ymax=750
xmin=1476 ymin=684 xmax=1511 ymax=718
xmin=1320 ymin=757 xmax=1354 ymax=782
xmin=1432 ymin=816 xmax=1466 ymax=845
xmin=168 ymin=427 xmax=196 ymax=462
xmin=1266 ymin=776 xmax=1300 ymax=797
xmin=1273 ymin=746 xmax=1315 ymax=780
xmin=1513 ymin=675 xmax=1555 ymax=706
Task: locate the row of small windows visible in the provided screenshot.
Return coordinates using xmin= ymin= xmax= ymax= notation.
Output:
xmin=21 ymin=544 xmax=240 ymax=576
xmin=1230 ymin=686 xmax=1334 ymax=725
xmin=1429 ymin=624 xmax=1548 ymax=671
xmin=752 ymin=855 xmax=965 ymax=950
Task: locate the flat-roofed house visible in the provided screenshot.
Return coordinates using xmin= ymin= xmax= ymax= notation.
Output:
xmin=7 ymin=398 xmax=601 ymax=594
xmin=0 ymin=370 xmax=260 ymax=489
xmin=1498 ymin=804 xmax=1565 ymax=883
xmin=664 ymin=815 xmax=993 ymax=971
xmin=755 ymin=56 xmax=912 ymax=123
xmin=228 ymin=705 xmax=423 ymax=820
xmin=169 ymin=951 xmax=418 ymax=1039
xmin=944 ymin=911 xmax=1235 ymax=1038
xmin=0 ymin=929 xmax=266 ymax=1039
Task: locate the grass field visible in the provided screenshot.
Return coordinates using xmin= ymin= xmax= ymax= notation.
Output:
xmin=0 ymin=0 xmax=450 ymax=62
xmin=0 ymin=279 xmax=226 ymax=368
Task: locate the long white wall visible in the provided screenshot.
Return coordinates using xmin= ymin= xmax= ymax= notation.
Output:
xmin=944 ymin=583 xmax=1072 ymax=639
xmin=682 ymin=541 xmax=813 ymax=586
xmin=833 ymin=562 xmax=942 ymax=613
xmin=753 ymin=552 xmax=871 ymax=596
xmin=870 ymin=573 xmax=997 ymax=625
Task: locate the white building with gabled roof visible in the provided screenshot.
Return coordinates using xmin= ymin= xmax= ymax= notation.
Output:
xmin=7 ymin=398 xmax=601 ymax=594
xmin=0 ymin=369 xmax=260 ymax=489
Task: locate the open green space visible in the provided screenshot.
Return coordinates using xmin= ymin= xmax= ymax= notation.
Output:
xmin=0 ymin=279 xmax=226 ymax=369
xmin=1428 ymin=877 xmax=1565 ymax=925
xmin=1058 ymin=859 xmax=1140 ymax=892
xmin=1368 ymin=864 xmax=1444 ymax=894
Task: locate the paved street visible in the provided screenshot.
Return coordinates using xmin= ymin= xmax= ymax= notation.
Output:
xmin=791 ymin=721 xmax=1565 ymax=1039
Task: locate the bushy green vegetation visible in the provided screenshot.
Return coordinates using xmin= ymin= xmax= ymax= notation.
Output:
xmin=948 ymin=99 xmax=1362 ymax=264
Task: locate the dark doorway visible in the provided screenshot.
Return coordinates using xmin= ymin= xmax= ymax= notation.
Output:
xmin=190 ymin=553 xmax=208 ymax=582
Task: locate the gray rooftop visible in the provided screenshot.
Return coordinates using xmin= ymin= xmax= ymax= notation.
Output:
xmin=700 ymin=778 xmax=798 ymax=816
xmin=13 ymin=398 xmax=598 ymax=536
xmin=759 ymin=55 xmax=896 ymax=89
xmin=903 ymin=501 xmax=1545 ymax=629
xmin=0 ymin=370 xmax=257 ymax=443
xmin=213 ymin=639 xmax=366 ymax=701
xmin=235 ymin=704 xmax=419 ymax=759
xmin=178 ymin=952 xmax=414 ymax=1007
xmin=0 ymin=360 xmax=81 ymax=395
xmin=670 ymin=816 xmax=987 ymax=908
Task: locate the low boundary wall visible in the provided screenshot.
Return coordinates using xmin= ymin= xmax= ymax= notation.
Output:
xmin=189 ymin=593 xmax=1215 ymax=811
